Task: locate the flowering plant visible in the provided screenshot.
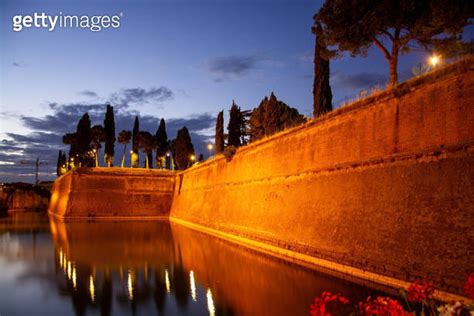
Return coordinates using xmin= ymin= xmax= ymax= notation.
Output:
xmin=358 ymin=296 xmax=413 ymax=316
xmin=309 ymin=291 xmax=350 ymax=316
xmin=406 ymin=281 xmax=435 ymax=303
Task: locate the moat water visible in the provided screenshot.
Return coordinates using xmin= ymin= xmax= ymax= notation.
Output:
xmin=0 ymin=212 xmax=394 ymax=316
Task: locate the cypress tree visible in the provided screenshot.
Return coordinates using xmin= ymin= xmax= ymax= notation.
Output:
xmin=131 ymin=116 xmax=140 ymax=168
xmin=104 ymin=104 xmax=116 ymax=167
xmin=76 ymin=113 xmax=92 ymax=167
xmin=312 ymin=21 xmax=332 ymax=117
xmin=56 ymin=150 xmax=62 ymax=177
xmin=174 ymin=127 xmax=195 ymax=170
xmin=215 ymin=111 xmax=224 ymax=153
xmin=227 ymin=101 xmax=246 ymax=147
xmin=155 ymin=118 xmax=169 ymax=169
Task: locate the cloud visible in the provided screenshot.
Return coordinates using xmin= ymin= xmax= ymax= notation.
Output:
xmin=332 ymin=72 xmax=387 ymax=90
xmin=109 ymin=87 xmax=173 ymax=107
xmin=204 ymin=55 xmax=267 ymax=82
xmin=12 ymin=62 xmax=24 ymax=67
xmin=1 ymin=90 xmax=214 ymax=183
xmin=79 ymin=90 xmax=99 ymax=98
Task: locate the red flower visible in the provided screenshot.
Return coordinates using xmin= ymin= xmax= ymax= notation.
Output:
xmin=309 ymin=291 xmax=350 ymax=316
xmin=463 ymin=272 xmax=474 ymax=300
xmin=406 ymin=281 xmax=435 ymax=303
xmin=358 ymin=296 xmax=412 ymax=316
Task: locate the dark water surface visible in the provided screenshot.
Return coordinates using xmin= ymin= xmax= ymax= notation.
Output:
xmin=0 ymin=212 xmax=393 ymax=316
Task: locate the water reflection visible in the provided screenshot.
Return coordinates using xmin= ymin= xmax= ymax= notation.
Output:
xmin=0 ymin=213 xmax=394 ymax=315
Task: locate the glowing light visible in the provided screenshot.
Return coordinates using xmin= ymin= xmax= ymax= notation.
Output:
xmin=92 ymin=149 xmax=96 ymax=153
xmin=72 ymin=266 xmax=77 ymax=289
xmin=190 ymin=155 xmax=195 ymax=161
xmin=207 ymin=144 xmax=213 ymax=151
xmin=89 ymin=276 xmax=95 ymax=302
xmin=166 ymin=152 xmax=170 ymax=157
xmin=190 ymin=271 xmax=197 ymax=301
xmin=67 ymin=261 xmax=72 ymax=280
xmin=127 ymin=270 xmax=134 ymax=300
xmin=165 ymin=269 xmax=171 ymax=293
xmin=70 ymin=158 xmax=74 ymax=161
xmin=207 ymin=288 xmax=215 ymax=316
xmin=430 ymin=55 xmax=440 ymax=67
xmin=63 ymin=256 xmax=67 ymax=271
xmin=59 ymin=250 xmax=63 ymax=268
xmin=130 ymin=150 xmax=133 ymax=154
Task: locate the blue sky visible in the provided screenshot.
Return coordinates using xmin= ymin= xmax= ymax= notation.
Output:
xmin=0 ymin=0 xmax=472 ymax=183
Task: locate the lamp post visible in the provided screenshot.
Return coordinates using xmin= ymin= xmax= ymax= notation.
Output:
xmin=207 ymin=144 xmax=213 ymax=159
xmin=130 ymin=150 xmax=133 ymax=168
xmin=189 ymin=154 xmax=195 ymax=167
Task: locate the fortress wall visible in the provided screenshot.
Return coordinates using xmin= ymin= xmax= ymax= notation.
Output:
xmin=170 ymin=59 xmax=474 ymax=295
xmin=48 ymin=168 xmax=175 ymax=220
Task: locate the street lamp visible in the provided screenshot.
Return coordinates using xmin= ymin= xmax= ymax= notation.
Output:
xmin=430 ymin=55 xmax=440 ymax=67
xmin=207 ymin=144 xmax=213 ymax=158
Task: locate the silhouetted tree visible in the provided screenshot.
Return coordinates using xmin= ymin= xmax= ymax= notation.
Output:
xmin=155 ymin=118 xmax=169 ymax=169
xmin=137 ymin=131 xmax=156 ymax=169
xmin=312 ymin=21 xmax=332 ymax=117
xmin=90 ymin=125 xmax=106 ymax=167
xmin=62 ymin=132 xmax=77 ymax=166
xmin=198 ymin=153 xmax=204 ymax=162
xmin=56 ymin=150 xmax=62 ymax=177
xmin=118 ymin=130 xmax=132 ymax=168
xmin=174 ymin=127 xmax=195 ymax=170
xmin=227 ymin=101 xmax=247 ymax=147
xmin=132 ymin=116 xmax=140 ymax=168
xmin=315 ymin=0 xmax=473 ymax=87
xmin=103 ymin=104 xmax=116 ymax=167
xmin=248 ymin=92 xmax=306 ymax=142
xmin=76 ymin=113 xmax=92 ymax=167
xmin=215 ymin=110 xmax=225 ymax=153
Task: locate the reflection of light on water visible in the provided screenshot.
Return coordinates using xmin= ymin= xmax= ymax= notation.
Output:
xmin=190 ymin=271 xmax=197 ymax=301
xmin=165 ymin=269 xmax=171 ymax=293
xmin=207 ymin=288 xmax=215 ymax=316
xmin=67 ymin=261 xmax=72 ymax=279
xmin=72 ymin=266 xmax=77 ymax=289
xmin=59 ymin=250 xmax=63 ymax=268
xmin=63 ymin=256 xmax=67 ymax=271
xmin=89 ymin=276 xmax=95 ymax=302
xmin=127 ymin=270 xmax=134 ymax=300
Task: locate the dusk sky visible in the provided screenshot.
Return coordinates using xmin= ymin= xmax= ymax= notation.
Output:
xmin=1 ymin=0 xmax=472 ymax=183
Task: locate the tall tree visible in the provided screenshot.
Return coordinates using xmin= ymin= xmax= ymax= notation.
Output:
xmin=215 ymin=111 xmax=225 ymax=153
xmin=103 ymin=104 xmax=116 ymax=167
xmin=62 ymin=132 xmax=77 ymax=166
xmin=56 ymin=150 xmax=62 ymax=177
xmin=248 ymin=92 xmax=306 ymax=142
xmin=155 ymin=118 xmax=169 ymax=169
xmin=227 ymin=101 xmax=247 ymax=147
xmin=174 ymin=127 xmax=195 ymax=170
xmin=131 ymin=116 xmax=140 ymax=168
xmin=137 ymin=131 xmax=156 ymax=169
xmin=315 ymin=0 xmax=473 ymax=87
xmin=118 ymin=130 xmax=132 ymax=168
xmin=75 ymin=113 xmax=92 ymax=167
xmin=90 ymin=125 xmax=106 ymax=167
xmin=312 ymin=21 xmax=333 ymax=117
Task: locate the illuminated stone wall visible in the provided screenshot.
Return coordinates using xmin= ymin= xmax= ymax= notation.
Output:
xmin=49 ymin=168 xmax=175 ymax=219
xmin=170 ymin=59 xmax=474 ymax=295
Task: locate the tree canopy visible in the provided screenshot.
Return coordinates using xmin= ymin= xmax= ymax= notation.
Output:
xmin=215 ymin=111 xmax=225 ymax=153
xmin=313 ymin=21 xmax=333 ymax=117
xmin=227 ymin=101 xmax=247 ymax=147
xmin=174 ymin=126 xmax=195 ymax=170
xmin=248 ymin=92 xmax=306 ymax=142
xmin=137 ymin=131 xmax=156 ymax=169
xmin=315 ymin=0 xmax=473 ymax=86
xmin=155 ymin=118 xmax=169 ymax=158
xmin=104 ymin=104 xmax=115 ymax=166
xmin=75 ymin=113 xmax=92 ymax=166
